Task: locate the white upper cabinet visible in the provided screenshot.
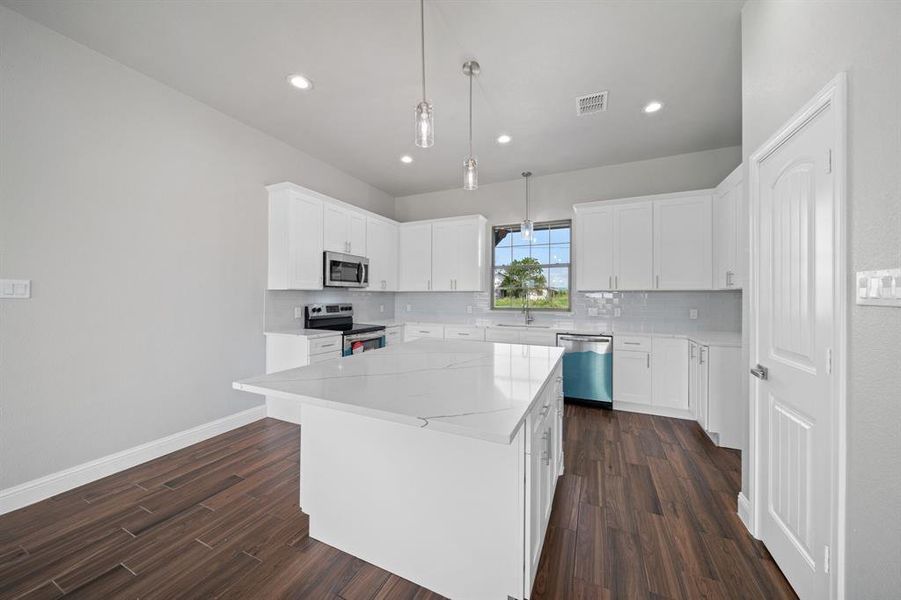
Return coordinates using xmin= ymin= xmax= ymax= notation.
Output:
xmin=614 ymin=201 xmax=655 ymax=290
xmin=431 ymin=216 xmax=486 ymax=292
xmin=366 ymin=216 xmax=398 ymax=292
xmin=653 ymin=193 xmax=713 ymax=290
xmin=324 ymin=203 xmax=367 ymax=256
xmin=399 ymin=222 xmax=433 ymax=291
xmin=713 ymin=165 xmax=744 ymax=289
xmin=267 ymin=184 xmax=323 ymax=290
xmin=574 ymin=205 xmax=614 ymax=291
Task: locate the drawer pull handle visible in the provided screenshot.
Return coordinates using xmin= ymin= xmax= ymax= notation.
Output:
xmin=320 ymin=343 xmax=335 ymax=348
xmin=623 ymin=341 xmax=641 ymax=345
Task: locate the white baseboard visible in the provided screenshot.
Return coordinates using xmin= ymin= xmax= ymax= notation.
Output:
xmin=266 ymin=396 xmax=302 ymax=424
xmin=737 ymin=492 xmax=754 ymax=536
xmin=0 ymin=405 xmax=266 ymax=516
xmin=613 ymin=401 xmax=695 ymax=421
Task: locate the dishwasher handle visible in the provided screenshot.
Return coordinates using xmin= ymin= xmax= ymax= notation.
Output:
xmin=558 ymin=334 xmax=612 ymax=343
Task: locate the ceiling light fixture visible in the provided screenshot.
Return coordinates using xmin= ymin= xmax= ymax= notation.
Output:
xmin=462 ymin=59 xmax=480 ymax=191
xmin=287 ymin=74 xmax=313 ymax=90
xmin=643 ymin=100 xmax=663 ymax=113
xmin=413 ymin=0 xmax=434 ymax=148
xmin=497 ymin=134 xmax=512 ymax=145
xmin=400 ymin=155 xmax=413 ymax=164
xmin=520 ymin=171 xmax=534 ymax=240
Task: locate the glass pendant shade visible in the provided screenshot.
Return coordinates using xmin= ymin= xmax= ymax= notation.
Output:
xmin=463 ymin=157 xmax=478 ymax=191
xmin=414 ymin=100 xmax=434 ymax=148
xmin=521 ymin=219 xmax=534 ymax=240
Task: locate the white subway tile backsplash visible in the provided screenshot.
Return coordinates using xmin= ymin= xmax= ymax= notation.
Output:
xmin=265 ymin=290 xmax=396 ymax=331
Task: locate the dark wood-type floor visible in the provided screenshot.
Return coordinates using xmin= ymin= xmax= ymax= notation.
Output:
xmin=0 ymin=408 xmax=797 ymax=599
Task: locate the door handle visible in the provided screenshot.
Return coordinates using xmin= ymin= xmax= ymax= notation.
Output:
xmin=751 ymin=364 xmax=769 ymax=380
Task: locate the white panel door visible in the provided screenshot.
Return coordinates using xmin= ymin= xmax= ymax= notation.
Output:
xmin=613 ymin=202 xmax=654 ymax=290
xmin=366 ymin=217 xmax=398 ymax=291
xmin=323 ymin=203 xmax=349 ymax=253
xmin=754 ymin=95 xmax=836 ymax=600
xmin=654 ymin=194 xmax=713 ymax=289
xmin=575 ymin=206 xmax=614 ymax=291
xmin=651 ymin=337 xmax=689 ymax=409
xmin=398 ymin=223 xmax=433 ymax=291
xmin=431 ymin=221 xmax=457 ymax=292
xmin=612 ymin=349 xmax=651 ymax=404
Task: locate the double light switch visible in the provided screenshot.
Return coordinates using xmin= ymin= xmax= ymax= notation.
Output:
xmin=856 ymin=269 xmax=901 ymax=307
xmin=0 ymin=279 xmax=31 ymax=299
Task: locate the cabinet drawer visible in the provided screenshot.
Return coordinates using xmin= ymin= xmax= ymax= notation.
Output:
xmin=405 ymin=324 xmax=444 ymax=339
xmin=613 ymin=335 xmax=652 ymax=352
xmin=444 ymin=325 xmax=485 ymax=340
xmin=385 ymin=327 xmax=402 ymax=345
xmin=309 ymin=351 xmax=341 ymax=364
xmin=520 ymin=330 xmax=557 ymax=347
xmin=309 ymin=335 xmax=342 ymax=355
xmin=485 ymin=328 xmax=521 ymax=343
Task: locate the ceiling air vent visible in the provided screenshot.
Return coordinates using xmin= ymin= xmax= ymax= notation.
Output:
xmin=576 ymin=91 xmax=608 ymax=116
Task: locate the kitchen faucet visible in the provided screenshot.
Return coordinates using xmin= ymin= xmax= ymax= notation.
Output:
xmin=522 ymin=285 xmax=535 ymax=325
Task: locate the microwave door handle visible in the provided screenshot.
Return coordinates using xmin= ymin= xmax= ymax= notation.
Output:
xmin=357 ymin=262 xmax=365 ymax=284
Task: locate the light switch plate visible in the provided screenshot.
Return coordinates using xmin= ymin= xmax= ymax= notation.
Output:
xmin=856 ymin=268 xmax=901 ymax=307
xmin=294 ymin=306 xmax=304 ymax=319
xmin=0 ymin=279 xmax=30 ymax=299
xmin=689 ymin=309 xmax=699 ymax=320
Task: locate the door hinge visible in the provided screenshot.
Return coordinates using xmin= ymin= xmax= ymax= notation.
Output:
xmin=826 ymin=348 xmax=833 ymax=375
xmin=825 ymin=148 xmax=832 ymax=174
xmin=824 ymin=545 xmax=831 ymax=573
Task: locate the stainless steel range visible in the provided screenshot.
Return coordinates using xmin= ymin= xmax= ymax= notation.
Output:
xmin=304 ymin=304 xmax=385 ymax=356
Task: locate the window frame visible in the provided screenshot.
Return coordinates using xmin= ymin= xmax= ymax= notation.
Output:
xmin=490 ymin=219 xmax=573 ymax=312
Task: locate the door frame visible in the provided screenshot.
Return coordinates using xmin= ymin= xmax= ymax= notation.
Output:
xmin=747 ymin=72 xmax=847 ymax=599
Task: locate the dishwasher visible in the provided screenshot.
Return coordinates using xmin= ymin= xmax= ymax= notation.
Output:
xmin=556 ymin=333 xmax=613 ymax=407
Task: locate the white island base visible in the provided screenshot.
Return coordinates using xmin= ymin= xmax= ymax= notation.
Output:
xmin=235 ymin=340 xmax=563 ymax=599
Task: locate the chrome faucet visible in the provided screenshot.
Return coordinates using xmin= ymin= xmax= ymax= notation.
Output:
xmin=522 ymin=286 xmax=535 ymax=325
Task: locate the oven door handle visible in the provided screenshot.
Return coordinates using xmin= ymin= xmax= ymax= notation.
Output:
xmin=344 ymin=331 xmax=386 ymax=344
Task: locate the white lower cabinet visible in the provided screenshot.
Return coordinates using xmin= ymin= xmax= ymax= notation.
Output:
xmin=524 ymin=363 xmax=563 ymax=594
xmin=651 ymin=337 xmax=690 ymax=410
xmin=265 ymin=332 xmax=342 ymax=424
xmin=403 ymin=323 xmax=444 ymax=341
xmin=443 ymin=325 xmax=485 ymax=340
xmin=384 ymin=325 xmax=402 ymax=346
xmin=613 ymin=349 xmax=652 ymax=405
xmin=485 ymin=327 xmax=556 ymax=346
xmin=689 ymin=342 xmax=742 ymax=448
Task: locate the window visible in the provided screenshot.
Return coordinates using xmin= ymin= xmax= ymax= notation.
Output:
xmin=492 ymin=220 xmax=571 ymax=311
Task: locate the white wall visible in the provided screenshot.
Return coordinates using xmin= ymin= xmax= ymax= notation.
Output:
xmin=742 ymin=2 xmax=901 ymax=597
xmin=0 ymin=7 xmax=394 ymax=490
xmin=394 ymin=146 xmax=741 ymax=223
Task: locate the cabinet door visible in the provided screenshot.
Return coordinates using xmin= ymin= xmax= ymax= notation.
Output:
xmin=268 ymin=190 xmax=323 ymax=290
xmin=654 ymin=194 xmax=713 ymax=289
xmin=346 ymin=210 xmax=367 ymax=256
xmin=613 ymin=202 xmax=654 ymax=290
xmin=454 ymin=218 xmax=484 ymax=291
xmin=366 ymin=217 xmax=398 ymax=291
xmin=323 ymin=203 xmax=349 ymax=253
xmin=398 ymin=223 xmax=432 ymax=291
xmin=526 ymin=430 xmax=544 ymax=589
xmin=688 ymin=342 xmax=699 ymax=416
xmin=713 ymin=186 xmax=736 ymax=289
xmin=575 ymin=206 xmax=614 ymax=291
xmin=613 ymin=349 xmax=652 ymax=404
xmin=651 ymin=337 xmax=689 ymax=409
xmin=431 ymin=221 xmax=457 ymax=291
xmin=485 ymin=328 xmax=521 ymax=343
xmin=697 ymin=345 xmax=710 ymax=430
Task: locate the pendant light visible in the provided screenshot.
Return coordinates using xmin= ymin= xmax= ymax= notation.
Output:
xmin=462 ymin=60 xmax=480 ymax=191
xmin=413 ymin=0 xmax=434 ymax=148
xmin=521 ymin=171 xmax=534 ymax=240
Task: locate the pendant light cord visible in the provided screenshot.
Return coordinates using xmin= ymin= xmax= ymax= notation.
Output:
xmin=420 ymin=0 xmax=426 ymax=101
xmin=468 ymin=71 xmax=473 ymax=157
xmin=526 ymin=175 xmax=530 ymax=220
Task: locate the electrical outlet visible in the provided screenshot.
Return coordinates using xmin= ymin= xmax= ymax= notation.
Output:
xmin=0 ymin=279 xmax=30 ymax=299
xmin=689 ymin=309 xmax=698 ymax=320
xmin=379 ymin=305 xmax=384 ymax=313
xmin=613 ymin=307 xmax=622 ymax=318
xmin=466 ymin=305 xmax=473 ymax=314
xmin=587 ymin=307 xmax=599 ymax=317
xmin=294 ymin=306 xmax=304 ymax=319
xmin=405 ymin=304 xmax=412 ymax=312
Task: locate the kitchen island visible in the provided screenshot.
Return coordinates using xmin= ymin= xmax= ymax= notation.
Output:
xmin=234 ymin=339 xmax=564 ymax=600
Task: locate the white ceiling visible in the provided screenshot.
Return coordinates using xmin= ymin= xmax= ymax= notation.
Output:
xmin=3 ymin=0 xmax=742 ymax=197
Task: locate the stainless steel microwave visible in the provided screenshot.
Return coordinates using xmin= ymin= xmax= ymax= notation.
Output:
xmin=323 ymin=251 xmax=369 ymax=288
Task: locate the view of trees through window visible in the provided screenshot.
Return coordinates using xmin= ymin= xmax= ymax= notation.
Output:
xmin=492 ymin=221 xmax=571 ymax=310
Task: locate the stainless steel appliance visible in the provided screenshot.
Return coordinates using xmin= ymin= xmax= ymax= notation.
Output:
xmin=323 ymin=251 xmax=369 ymax=288
xmin=556 ymin=333 xmax=613 ymax=407
xmin=304 ymin=303 xmax=385 ymax=356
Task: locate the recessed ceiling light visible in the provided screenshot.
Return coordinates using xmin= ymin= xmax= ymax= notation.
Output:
xmin=400 ymin=155 xmax=413 ymax=164
xmin=496 ymin=134 xmax=512 ymax=145
xmin=287 ymin=74 xmax=313 ymax=90
xmin=643 ymin=101 xmax=663 ymax=114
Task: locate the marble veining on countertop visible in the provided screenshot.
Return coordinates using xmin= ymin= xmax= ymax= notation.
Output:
xmin=235 ymin=339 xmax=563 ymax=444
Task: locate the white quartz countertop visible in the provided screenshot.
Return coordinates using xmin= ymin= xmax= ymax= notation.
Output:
xmin=235 ymin=339 xmax=563 ymax=444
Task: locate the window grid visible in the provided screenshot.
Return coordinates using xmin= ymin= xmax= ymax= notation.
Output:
xmin=491 ymin=220 xmax=572 ymax=311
